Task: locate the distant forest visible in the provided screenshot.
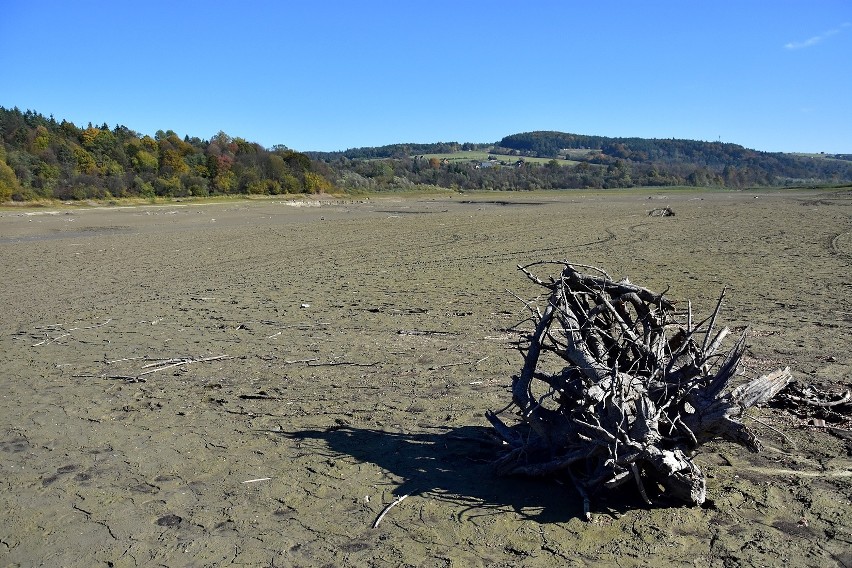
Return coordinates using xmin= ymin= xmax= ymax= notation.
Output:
xmin=0 ymin=107 xmax=335 ymax=202
xmin=313 ymin=132 xmax=852 ymax=192
xmin=2 ymin=107 xmax=851 ymax=202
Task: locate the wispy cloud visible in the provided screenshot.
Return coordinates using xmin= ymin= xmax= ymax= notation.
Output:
xmin=785 ymin=22 xmax=851 ymax=50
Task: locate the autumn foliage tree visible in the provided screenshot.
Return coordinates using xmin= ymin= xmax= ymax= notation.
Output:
xmin=0 ymin=144 xmax=19 ymax=201
xmin=0 ymin=107 xmax=337 ymax=201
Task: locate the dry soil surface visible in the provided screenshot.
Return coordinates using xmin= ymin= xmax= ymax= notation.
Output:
xmin=1 ymin=189 xmax=850 ymax=567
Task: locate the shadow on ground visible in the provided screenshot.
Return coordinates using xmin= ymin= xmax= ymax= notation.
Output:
xmin=282 ymin=424 xmax=672 ymax=523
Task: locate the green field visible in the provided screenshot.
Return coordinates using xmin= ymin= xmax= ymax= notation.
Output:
xmin=416 ymin=150 xmax=582 ymax=166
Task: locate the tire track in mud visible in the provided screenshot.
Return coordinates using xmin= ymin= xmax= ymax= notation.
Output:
xmin=391 ymin=226 xmax=622 ymax=270
xmin=146 ymin=222 xmax=584 ymax=279
xmin=736 ymin=465 xmax=852 ymax=478
xmin=331 ymin=222 xmax=621 ymax=272
xmin=797 ymin=190 xmax=852 ymax=207
xmin=830 ymin=231 xmax=852 ymax=259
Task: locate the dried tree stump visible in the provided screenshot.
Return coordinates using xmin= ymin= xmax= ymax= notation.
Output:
xmin=487 ymin=261 xmax=792 ymax=515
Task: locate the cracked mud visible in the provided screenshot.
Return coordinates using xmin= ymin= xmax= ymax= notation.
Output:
xmin=1 ymin=189 xmax=850 ymax=567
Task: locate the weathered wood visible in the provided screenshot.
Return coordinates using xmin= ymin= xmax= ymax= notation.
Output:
xmin=488 ymin=261 xmax=793 ymax=514
xmin=769 ymin=380 xmax=852 ymax=424
xmin=649 ymin=206 xmax=675 ymax=217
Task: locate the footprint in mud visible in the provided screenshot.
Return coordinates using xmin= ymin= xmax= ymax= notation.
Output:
xmin=0 ymin=437 xmax=29 ymax=453
xmin=772 ymin=519 xmax=815 ymax=539
xmin=42 ymin=464 xmax=80 ymax=486
xmin=339 ymin=541 xmax=372 ymax=553
xmin=156 ymin=514 xmax=183 ymax=527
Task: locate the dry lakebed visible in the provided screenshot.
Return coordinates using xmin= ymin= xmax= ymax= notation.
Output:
xmin=1 ymin=188 xmax=850 ymax=567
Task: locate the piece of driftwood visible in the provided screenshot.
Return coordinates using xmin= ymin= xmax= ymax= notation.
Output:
xmin=648 ymin=206 xmax=675 ymax=217
xmin=372 ymin=493 xmax=411 ymax=529
xmin=135 ymin=355 xmax=231 ymax=378
xmin=487 ymin=261 xmax=792 ymax=516
xmin=78 ymin=354 xmax=232 ymax=382
xmin=770 ymin=382 xmax=852 ymax=425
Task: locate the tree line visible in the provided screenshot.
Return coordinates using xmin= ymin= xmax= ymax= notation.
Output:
xmin=323 ymin=154 xmax=715 ymax=191
xmin=315 ymin=131 xmax=852 ymax=191
xmin=3 ymin=108 xmax=851 ymax=202
xmin=306 ymin=141 xmax=490 ymax=161
xmin=494 ymin=131 xmax=852 ymax=186
xmin=318 ymin=149 xmax=852 ymax=193
xmin=0 ymin=107 xmax=334 ymax=202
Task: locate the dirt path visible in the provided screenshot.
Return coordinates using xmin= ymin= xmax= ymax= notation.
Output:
xmin=1 ymin=189 xmax=850 ymax=567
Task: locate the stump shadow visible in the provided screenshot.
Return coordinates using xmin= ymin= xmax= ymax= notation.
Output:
xmin=283 ymin=424 xmax=662 ymax=523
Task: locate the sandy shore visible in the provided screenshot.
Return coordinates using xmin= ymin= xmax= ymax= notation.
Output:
xmin=1 ymin=189 xmax=850 ymax=567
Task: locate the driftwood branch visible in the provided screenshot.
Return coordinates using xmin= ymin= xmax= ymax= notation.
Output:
xmin=487 ymin=261 xmax=793 ymax=514
xmin=83 ymin=354 xmax=232 ymax=382
xmin=769 ymin=382 xmax=852 ymax=425
xmin=372 ymin=493 xmax=411 ymax=529
xmin=649 ymin=206 xmax=675 ymax=217
xmin=135 ymin=355 xmax=231 ymax=378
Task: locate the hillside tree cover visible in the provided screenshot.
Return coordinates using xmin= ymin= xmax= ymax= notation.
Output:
xmin=493 ymin=131 xmax=852 ymax=188
xmin=314 ymin=132 xmax=851 ymax=192
xmin=2 ymin=108 xmax=851 ymax=201
xmin=316 ymin=150 xmax=852 ymax=192
xmin=0 ymin=107 xmax=334 ymax=201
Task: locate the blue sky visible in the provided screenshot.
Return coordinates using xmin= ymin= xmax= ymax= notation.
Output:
xmin=2 ymin=1 xmax=850 ymax=153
